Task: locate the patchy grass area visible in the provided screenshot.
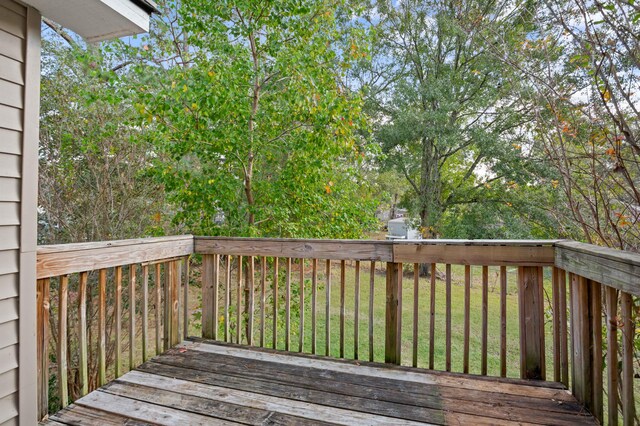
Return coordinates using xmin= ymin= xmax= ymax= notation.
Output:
xmin=186 ymin=261 xmax=555 ymax=378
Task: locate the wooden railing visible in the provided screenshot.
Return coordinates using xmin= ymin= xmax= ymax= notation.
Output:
xmin=36 ymin=235 xmax=192 ymax=420
xmin=35 ymin=235 xmax=638 ymax=425
xmin=195 ymin=237 xmax=638 ymax=426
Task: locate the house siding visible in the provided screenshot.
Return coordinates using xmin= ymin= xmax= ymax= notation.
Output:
xmin=0 ymin=1 xmax=39 ymax=424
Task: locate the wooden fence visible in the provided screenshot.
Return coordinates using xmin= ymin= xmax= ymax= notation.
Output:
xmin=36 ymin=235 xmax=638 ymax=425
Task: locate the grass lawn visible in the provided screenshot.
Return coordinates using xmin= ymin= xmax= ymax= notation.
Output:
xmin=187 ymin=261 xmax=557 ymax=379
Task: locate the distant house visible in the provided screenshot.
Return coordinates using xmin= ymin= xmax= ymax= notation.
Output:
xmin=386 ymin=217 xmax=421 ymax=240
xmin=0 ymin=1 xmax=156 ymax=423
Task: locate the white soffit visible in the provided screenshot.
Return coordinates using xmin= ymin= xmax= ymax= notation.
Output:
xmin=20 ymin=0 xmax=154 ymax=42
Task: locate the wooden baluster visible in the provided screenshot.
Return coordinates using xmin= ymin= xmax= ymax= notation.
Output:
xmin=299 ymin=259 xmax=305 ymax=353
xmin=354 ymin=261 xmax=360 ymax=360
xmin=142 ymin=265 xmax=149 ymax=362
xmin=518 ymin=266 xmax=545 ymax=380
xmin=569 ymin=273 xmax=592 ymax=409
xmin=183 ymin=256 xmax=190 ymax=340
xmin=247 ymin=256 xmax=255 ymax=346
xmin=225 ymin=256 xmax=231 ymax=343
xmin=621 ymin=291 xmax=635 ymax=426
xmin=558 ymin=269 xmax=569 ymax=387
xmin=325 ymin=259 xmax=331 ymax=356
xmin=429 ymin=263 xmax=436 ymax=370
xmin=272 ymin=258 xmax=278 ymax=348
xmin=285 ymin=258 xmax=291 ymax=351
xmin=260 ymin=257 xmax=266 ymax=347
xmin=237 ymin=256 xmax=243 ymax=345
xmin=445 ymin=264 xmax=452 ymax=372
xmin=202 ymin=254 xmax=216 ymax=339
xmin=155 ymin=264 xmax=161 ymax=354
xmin=340 ymin=260 xmax=346 ymax=358
xmin=311 ymin=259 xmax=318 ymax=354
xmin=129 ymin=264 xmax=136 ymax=371
xmin=115 ymin=266 xmax=122 ymax=376
xmin=58 ymin=275 xmax=69 ymax=408
xmin=163 ymin=262 xmax=171 ymax=349
xmin=412 ymin=263 xmax=419 ymax=368
xmin=481 ymin=265 xmax=488 ymax=376
xmin=500 ymin=265 xmax=507 ymax=378
xmin=369 ymin=261 xmax=375 ymax=362
xmin=605 ymin=287 xmax=618 ymax=426
xmin=171 ymin=261 xmax=181 ymax=346
xmin=552 ymin=267 xmax=561 ymax=382
xmin=385 ymin=262 xmax=402 ymax=365
xmin=78 ymin=272 xmax=88 ymax=396
xmin=463 ymin=265 xmax=471 ymax=374
xmin=37 ymin=278 xmax=50 ymax=420
xmin=590 ymin=281 xmax=603 ymax=423
xmin=98 ymin=269 xmax=106 ymax=385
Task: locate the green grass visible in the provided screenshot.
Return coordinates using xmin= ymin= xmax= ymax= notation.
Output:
xmin=189 ymin=261 xmax=556 ymax=379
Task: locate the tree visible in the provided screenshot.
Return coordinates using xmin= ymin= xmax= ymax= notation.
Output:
xmin=355 ymin=0 xmax=542 ymax=237
xmin=136 ymin=0 xmax=376 ymax=238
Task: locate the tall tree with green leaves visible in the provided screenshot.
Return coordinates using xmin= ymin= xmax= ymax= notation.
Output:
xmin=136 ymin=0 xmax=376 ymax=238
xmin=354 ymin=0 xmax=543 ymax=237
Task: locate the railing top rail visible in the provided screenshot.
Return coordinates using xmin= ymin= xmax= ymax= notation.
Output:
xmin=37 ymin=235 xmax=194 ymax=279
xmin=555 ymin=241 xmax=640 ymax=296
xmin=37 ymin=235 xmax=194 ymax=254
xmin=194 ymin=237 xmax=561 ymax=265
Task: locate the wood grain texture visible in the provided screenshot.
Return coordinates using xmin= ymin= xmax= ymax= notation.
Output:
xmin=115 ymin=266 xmax=122 ymax=377
xmin=285 ymin=258 xmax=290 ymax=351
xmin=142 ymin=265 xmax=149 ymax=362
xmin=155 ymin=263 xmax=161 ymax=355
xmin=325 ymin=260 xmax=331 ymax=357
xmin=500 ymin=266 xmax=507 ymax=378
xmin=58 ymin=275 xmax=68 ymax=408
xmin=464 ymin=265 xmax=471 ymax=374
xmin=354 ymin=261 xmax=360 ymax=360
xmin=202 ymin=255 xmax=215 ymax=339
xmin=620 ymin=291 xmax=635 ymax=426
xmin=37 ymin=236 xmax=193 ymax=279
xmin=394 ymin=243 xmax=555 ymax=266
xmin=385 ymin=262 xmax=401 ymax=365
xmin=369 ymin=261 xmax=375 ymax=363
xmin=78 ymin=272 xmax=88 ymax=396
xmin=260 ymin=257 xmax=266 ymax=347
xmin=605 ymin=287 xmax=618 ymax=426
xmin=36 ymin=278 xmax=49 ymax=420
xmin=129 ymin=265 xmax=137 ymax=371
xmin=555 ymin=242 xmax=640 ymax=296
xmin=518 ymin=266 xmax=545 ymax=380
xmin=481 ymin=266 xmax=488 ymax=376
xmin=311 ymin=259 xmax=318 ymax=355
xmin=225 ymin=256 xmax=231 ymax=343
xmin=196 ymin=237 xmax=393 ymax=261
xmin=272 ymin=257 xmax=278 ymax=348
xmin=412 ymin=263 xmax=419 ymax=368
xmin=98 ymin=270 xmax=106 ymax=386
xmin=299 ymin=258 xmax=304 ymax=353
xmin=429 ymin=263 xmax=436 ymax=370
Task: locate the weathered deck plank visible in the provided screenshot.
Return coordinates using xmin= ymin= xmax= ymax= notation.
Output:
xmin=42 ymin=339 xmax=597 ymax=426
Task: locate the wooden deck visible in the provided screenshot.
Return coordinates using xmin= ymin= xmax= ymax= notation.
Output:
xmin=43 ymin=339 xmax=596 ymax=425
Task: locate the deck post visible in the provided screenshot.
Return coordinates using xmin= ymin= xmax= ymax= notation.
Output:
xmin=569 ymin=273 xmax=605 ymax=420
xmin=385 ymin=262 xmax=402 ymax=364
xmin=517 ymin=266 xmax=545 ymax=380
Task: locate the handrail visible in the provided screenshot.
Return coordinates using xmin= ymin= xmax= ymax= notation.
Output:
xmin=37 ymin=235 xmax=194 ymax=279
xmin=555 ymin=240 xmax=640 ymax=296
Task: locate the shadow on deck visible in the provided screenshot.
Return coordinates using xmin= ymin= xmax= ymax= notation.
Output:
xmin=42 ymin=338 xmax=596 ymax=425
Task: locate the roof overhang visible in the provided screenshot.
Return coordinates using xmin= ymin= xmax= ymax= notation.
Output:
xmin=20 ymin=0 xmax=158 ymax=42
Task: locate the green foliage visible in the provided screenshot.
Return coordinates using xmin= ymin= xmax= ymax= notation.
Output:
xmin=134 ymin=0 xmax=377 ymax=238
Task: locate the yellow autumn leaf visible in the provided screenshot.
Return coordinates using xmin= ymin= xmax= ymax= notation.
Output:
xmin=183 ymin=84 xmax=188 ymax=92
xmin=603 ymin=90 xmax=611 ymax=102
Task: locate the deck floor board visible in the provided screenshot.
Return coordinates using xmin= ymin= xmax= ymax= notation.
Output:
xmin=43 ymin=339 xmax=597 ymax=426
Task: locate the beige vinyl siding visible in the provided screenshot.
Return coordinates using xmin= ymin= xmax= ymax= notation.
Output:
xmin=0 ymin=154 xmax=20 ymax=178
xmin=0 ymin=1 xmax=38 ymax=424
xmin=0 ymin=129 xmax=22 ymax=155
xmin=0 ymin=274 xmax=18 ymax=301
